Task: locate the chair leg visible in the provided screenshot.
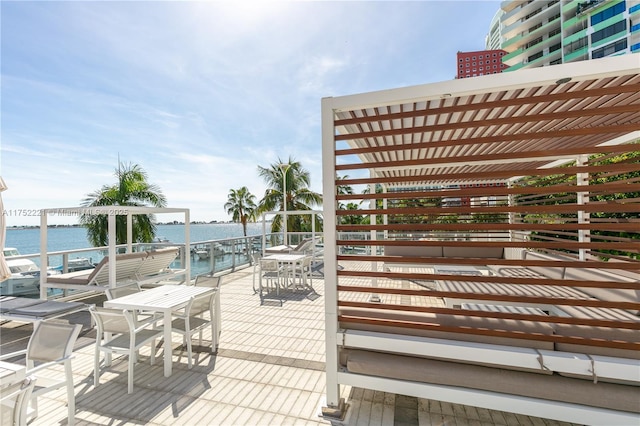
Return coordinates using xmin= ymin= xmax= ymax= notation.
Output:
xmin=211 ymin=317 xmax=218 ymax=352
xmin=186 ymin=334 xmax=193 ymax=369
xmin=128 ymin=350 xmax=135 ymax=394
xmin=150 ymin=339 xmax=156 ymax=366
xmin=94 ymin=345 xmax=101 ymax=388
xmin=65 ymin=360 xmax=75 ymax=425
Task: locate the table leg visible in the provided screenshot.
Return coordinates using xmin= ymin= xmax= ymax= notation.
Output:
xmin=163 ymin=310 xmax=172 ymax=377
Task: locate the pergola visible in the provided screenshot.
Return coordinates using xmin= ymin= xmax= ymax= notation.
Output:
xmin=39 ymin=205 xmax=191 ymax=298
xmin=321 ymin=54 xmax=640 ymax=423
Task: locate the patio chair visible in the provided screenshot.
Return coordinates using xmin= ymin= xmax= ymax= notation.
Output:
xmin=251 ymin=252 xmax=262 ymax=294
xmin=89 ymin=306 xmax=163 ymax=394
xmin=258 ymin=258 xmax=284 ymax=304
xmin=194 ymin=274 xmax=222 ymax=335
xmin=170 ymin=291 xmax=217 ymax=368
xmin=0 ymin=376 xmax=36 ymax=426
xmin=105 ymin=283 xmax=160 ymax=326
xmin=0 ymin=321 xmax=83 ymax=425
xmin=289 ymin=255 xmax=314 ymax=292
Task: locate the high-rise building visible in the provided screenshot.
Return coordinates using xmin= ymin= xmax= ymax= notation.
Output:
xmin=456 ymin=50 xmax=510 ymax=79
xmin=499 ymin=0 xmax=639 ymax=72
xmin=485 ymin=9 xmax=505 ymax=49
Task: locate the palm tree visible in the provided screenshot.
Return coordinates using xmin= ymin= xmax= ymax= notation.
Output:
xmin=224 ymin=186 xmax=257 ymax=236
xmin=257 ymin=156 xmax=322 ymax=233
xmin=80 ymin=161 xmax=167 ymax=247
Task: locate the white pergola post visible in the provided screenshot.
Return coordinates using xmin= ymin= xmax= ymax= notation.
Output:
xmin=108 ymin=213 xmax=117 ymax=289
xmin=369 ymin=171 xmax=380 ymax=303
xmin=39 ymin=211 xmax=48 ymax=299
xmin=126 ymin=212 xmax=133 ymax=253
xmin=576 ymin=155 xmax=591 ymax=261
xmin=184 ymin=209 xmax=190 ymax=282
xmin=320 ymin=97 xmax=345 ymax=417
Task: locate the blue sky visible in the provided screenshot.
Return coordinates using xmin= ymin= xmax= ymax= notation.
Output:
xmin=1 ymin=1 xmax=501 ymax=226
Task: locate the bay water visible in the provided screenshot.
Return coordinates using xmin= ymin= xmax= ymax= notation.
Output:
xmin=6 ymin=222 xmax=266 ymax=256
xmin=5 ymin=223 xmax=268 ymax=276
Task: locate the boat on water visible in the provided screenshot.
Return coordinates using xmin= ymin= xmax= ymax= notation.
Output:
xmin=53 ymin=257 xmax=96 ymax=273
xmin=1 ymin=248 xmax=43 ymax=297
xmin=194 ymin=243 xmax=224 ymax=260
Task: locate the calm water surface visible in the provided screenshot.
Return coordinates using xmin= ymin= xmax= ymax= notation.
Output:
xmin=6 ymin=223 xmax=266 ymax=255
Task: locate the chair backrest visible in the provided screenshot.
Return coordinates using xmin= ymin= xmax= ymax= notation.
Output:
xmin=26 ymin=321 xmax=82 ymax=364
xmin=136 ymin=247 xmax=180 ymax=278
xmin=89 ymin=307 xmax=135 ymax=335
xmin=301 ymin=255 xmax=313 ymax=268
xmin=91 ymin=251 xmax=148 ymax=285
xmin=260 ymin=259 xmax=280 ymax=272
xmin=0 ymin=376 xmax=36 ymax=426
xmin=105 ymin=283 xmax=142 ymax=300
xmin=194 ymin=275 xmax=222 ymax=289
xmin=292 ymin=238 xmax=312 ymax=252
xmin=186 ymin=291 xmax=215 ymax=318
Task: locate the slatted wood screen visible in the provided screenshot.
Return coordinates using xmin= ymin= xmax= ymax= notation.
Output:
xmin=326 ymin=66 xmax=640 ymax=352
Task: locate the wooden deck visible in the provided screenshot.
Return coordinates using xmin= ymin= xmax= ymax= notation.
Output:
xmin=0 ymin=262 xmax=578 ymax=425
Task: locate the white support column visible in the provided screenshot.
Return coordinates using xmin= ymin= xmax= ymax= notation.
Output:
xmin=108 ymin=213 xmax=117 ymax=288
xmin=320 ymin=97 xmax=345 ymax=418
xmin=126 ymin=212 xmax=133 ymax=253
xmin=369 ymin=171 xmax=380 ymax=303
xmin=383 ymin=185 xmax=388 ymax=239
xmin=261 ymin=213 xmax=267 ymax=257
xmin=184 ymin=209 xmax=190 ymax=283
xmin=576 ymin=155 xmax=590 ymax=261
xmin=39 ymin=210 xmax=48 ymax=299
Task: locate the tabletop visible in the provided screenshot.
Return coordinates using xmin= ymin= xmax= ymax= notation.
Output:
xmin=264 ymin=253 xmax=307 ymax=263
xmin=104 ymin=284 xmax=214 ymax=311
xmin=0 ymin=360 xmax=26 ymax=387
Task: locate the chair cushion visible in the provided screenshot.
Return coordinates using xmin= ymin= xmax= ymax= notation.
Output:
xmin=0 ymin=297 xmax=44 ymax=313
xmin=8 ymin=301 xmax=84 ymax=318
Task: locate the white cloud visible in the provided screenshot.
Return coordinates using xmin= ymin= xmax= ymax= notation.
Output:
xmin=1 ymin=0 xmax=502 ymax=227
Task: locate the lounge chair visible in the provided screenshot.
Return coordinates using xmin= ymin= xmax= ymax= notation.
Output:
xmin=46 ymin=251 xmax=147 ymax=288
xmin=135 ymin=247 xmax=181 ymax=284
xmin=265 ymin=237 xmax=320 ymax=257
xmin=265 ymin=238 xmax=310 ymax=254
xmin=0 ymin=296 xmax=87 ymax=323
xmin=44 ymin=247 xmax=185 ymax=292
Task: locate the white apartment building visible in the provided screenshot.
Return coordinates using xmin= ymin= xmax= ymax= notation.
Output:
xmin=499 ymin=0 xmax=639 ymax=71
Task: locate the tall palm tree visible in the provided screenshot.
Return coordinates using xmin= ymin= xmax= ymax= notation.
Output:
xmin=224 ymin=186 xmax=257 ymax=236
xmin=257 ymin=156 xmax=322 ymax=233
xmin=80 ymin=161 xmax=167 ymax=247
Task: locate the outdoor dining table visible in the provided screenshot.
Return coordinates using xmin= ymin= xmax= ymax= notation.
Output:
xmin=104 ymin=284 xmax=215 ymax=377
xmin=0 ymin=360 xmax=26 ymax=387
xmin=263 ymin=253 xmax=307 ymax=291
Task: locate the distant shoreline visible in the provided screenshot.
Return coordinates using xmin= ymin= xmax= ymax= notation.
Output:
xmin=6 ymin=221 xmax=248 ymax=230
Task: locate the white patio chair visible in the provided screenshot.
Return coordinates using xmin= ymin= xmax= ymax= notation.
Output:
xmin=251 ymin=252 xmax=262 ymax=294
xmin=0 ymin=376 xmax=36 ymax=426
xmin=290 ymin=255 xmax=314 ymax=292
xmin=105 ymin=282 xmax=142 ymax=299
xmin=194 ymin=274 xmax=222 ymax=335
xmin=170 ymin=291 xmax=217 ymax=368
xmin=105 ymin=283 xmax=160 ymax=326
xmin=259 ymin=257 xmax=284 ymax=291
xmin=89 ymin=306 xmax=163 ymax=394
xmin=0 ymin=321 xmax=82 ymax=425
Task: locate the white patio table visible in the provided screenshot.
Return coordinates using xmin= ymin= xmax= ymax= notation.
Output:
xmin=263 ymin=253 xmax=306 ymax=292
xmin=0 ymin=360 xmax=26 ymax=387
xmin=104 ymin=284 xmax=215 ymax=377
